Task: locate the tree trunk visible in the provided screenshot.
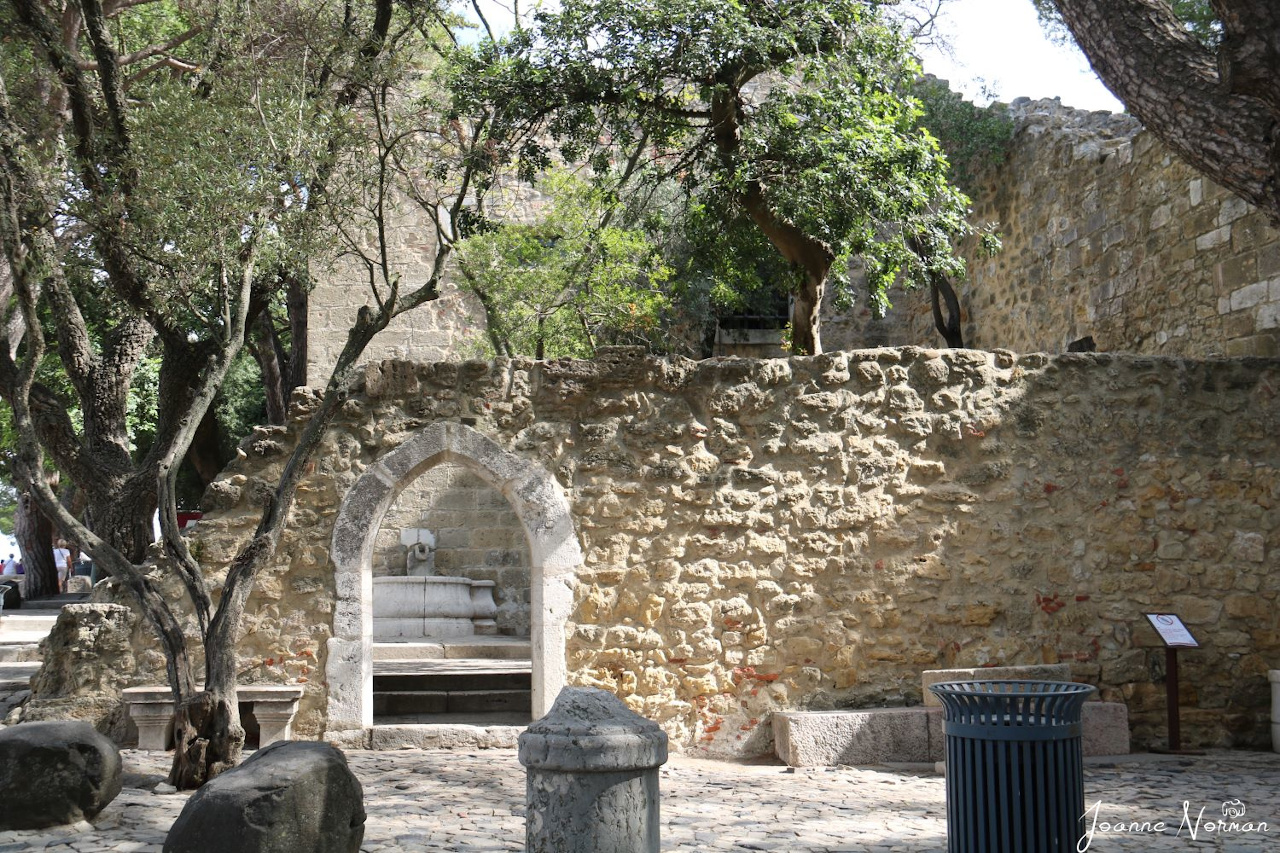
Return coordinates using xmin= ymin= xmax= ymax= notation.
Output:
xmin=1052 ymin=0 xmax=1280 ymax=224
xmin=251 ymin=309 xmax=288 ymax=426
xmin=738 ymin=184 xmax=834 ymax=356
xmin=87 ymin=478 xmax=156 ymax=565
xmin=930 ymin=276 xmax=965 ymax=348
xmin=285 ymin=270 xmax=309 ymax=391
xmin=186 ymin=407 xmax=226 ymax=488
xmin=14 ymin=488 xmax=56 ymax=598
xmin=790 ymin=270 xmax=825 ymax=357
xmin=168 ymin=688 xmax=244 ymax=789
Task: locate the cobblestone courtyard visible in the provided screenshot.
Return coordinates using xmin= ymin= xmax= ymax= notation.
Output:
xmin=0 ymin=749 xmax=1276 ymax=851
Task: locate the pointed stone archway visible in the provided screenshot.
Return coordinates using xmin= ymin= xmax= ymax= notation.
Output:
xmin=324 ymin=421 xmax=581 ymax=741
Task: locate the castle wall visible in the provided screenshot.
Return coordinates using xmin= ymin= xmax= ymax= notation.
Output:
xmin=827 ymin=99 xmax=1280 ymax=357
xmin=306 ymin=183 xmax=550 ymax=380
xmin=147 ymin=348 xmax=1280 ymax=756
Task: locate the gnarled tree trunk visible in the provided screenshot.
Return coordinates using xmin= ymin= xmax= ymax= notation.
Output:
xmin=87 ymin=477 xmax=157 ymax=566
xmin=169 ymin=689 xmax=244 ymax=789
xmin=1052 ymin=0 xmax=1280 ymax=225
xmin=14 ymin=487 xmax=56 ymax=598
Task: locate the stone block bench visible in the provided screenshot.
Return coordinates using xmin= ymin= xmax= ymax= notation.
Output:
xmin=122 ymin=685 xmax=304 ymax=751
xmin=773 ymin=664 xmax=1130 ymax=767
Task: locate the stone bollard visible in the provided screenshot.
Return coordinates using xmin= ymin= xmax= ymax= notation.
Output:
xmin=519 ymin=686 xmax=668 ymax=853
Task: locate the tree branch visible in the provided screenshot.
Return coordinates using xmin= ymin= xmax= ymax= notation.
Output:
xmin=77 ymin=25 xmax=202 ymax=71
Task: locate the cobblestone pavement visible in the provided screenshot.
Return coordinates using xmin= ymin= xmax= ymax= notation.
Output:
xmin=0 ymin=748 xmax=1277 ymax=851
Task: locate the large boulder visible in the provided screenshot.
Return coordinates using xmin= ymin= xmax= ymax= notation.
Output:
xmin=0 ymin=720 xmax=123 ymax=829
xmin=164 ymin=741 xmax=365 ymax=853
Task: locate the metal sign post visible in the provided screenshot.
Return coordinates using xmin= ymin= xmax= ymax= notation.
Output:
xmin=1144 ymin=613 xmax=1201 ymax=754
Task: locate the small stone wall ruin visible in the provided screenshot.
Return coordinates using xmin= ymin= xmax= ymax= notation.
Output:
xmin=45 ymin=347 xmax=1278 ymax=757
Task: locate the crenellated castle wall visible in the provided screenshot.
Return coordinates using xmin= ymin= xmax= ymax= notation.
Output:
xmin=826 ymin=97 xmax=1280 ymax=356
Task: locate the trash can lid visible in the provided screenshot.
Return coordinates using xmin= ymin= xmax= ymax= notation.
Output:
xmin=928 ymin=680 xmax=1096 ymax=727
xmin=928 ymin=679 xmax=1095 ymax=697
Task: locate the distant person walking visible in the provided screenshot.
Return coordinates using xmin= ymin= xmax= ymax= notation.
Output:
xmin=52 ymin=542 xmax=71 ymax=593
xmin=1 ymin=555 xmax=15 ymax=576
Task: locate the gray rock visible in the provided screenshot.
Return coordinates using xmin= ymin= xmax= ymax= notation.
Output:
xmin=163 ymin=741 xmax=365 ymax=853
xmin=0 ymin=720 xmax=122 ymax=829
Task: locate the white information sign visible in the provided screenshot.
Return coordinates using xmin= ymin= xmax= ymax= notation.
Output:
xmin=1145 ymin=613 xmax=1199 ymax=648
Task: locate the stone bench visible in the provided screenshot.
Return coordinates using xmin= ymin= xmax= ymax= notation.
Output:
xmin=773 ymin=702 xmax=1130 ymax=766
xmin=774 ymin=664 xmax=1130 ymax=767
xmin=122 ymin=685 xmax=304 ymax=751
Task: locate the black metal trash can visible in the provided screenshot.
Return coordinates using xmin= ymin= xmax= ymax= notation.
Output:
xmin=929 ymin=680 xmax=1095 ymax=853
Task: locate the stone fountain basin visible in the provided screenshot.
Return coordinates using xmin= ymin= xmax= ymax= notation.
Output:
xmin=373 ymin=576 xmax=497 ymax=640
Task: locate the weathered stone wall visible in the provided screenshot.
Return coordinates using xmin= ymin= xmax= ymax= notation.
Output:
xmin=306 ymin=183 xmax=550 ymax=379
xmin=374 ymin=462 xmax=531 ymax=636
xmin=827 ymin=98 xmax=1280 ymax=356
xmin=145 ymin=348 xmax=1277 ymax=757
xmin=40 ymin=349 xmax=1278 ymax=753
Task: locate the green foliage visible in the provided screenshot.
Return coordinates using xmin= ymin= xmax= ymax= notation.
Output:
xmin=913 ymin=77 xmax=1014 ymax=195
xmin=449 ymin=0 xmax=977 ymax=333
xmin=456 ymin=170 xmax=673 ymax=358
xmin=0 ymin=483 xmax=14 ymax=536
xmin=1034 ymin=0 xmax=1221 ymax=46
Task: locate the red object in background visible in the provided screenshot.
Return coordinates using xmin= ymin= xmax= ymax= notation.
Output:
xmin=176 ymin=511 xmax=202 ymax=530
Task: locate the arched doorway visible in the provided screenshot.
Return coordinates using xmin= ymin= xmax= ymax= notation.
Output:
xmin=325 ymin=422 xmax=581 ymax=740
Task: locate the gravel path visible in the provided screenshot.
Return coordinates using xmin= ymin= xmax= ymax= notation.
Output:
xmin=0 ymin=748 xmax=1277 ymax=851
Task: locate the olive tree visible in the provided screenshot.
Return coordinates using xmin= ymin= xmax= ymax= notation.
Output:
xmin=0 ymin=0 xmax=495 ymax=788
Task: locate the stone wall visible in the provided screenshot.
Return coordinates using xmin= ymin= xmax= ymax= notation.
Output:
xmin=826 ymin=98 xmax=1280 ymax=357
xmin=306 ymin=183 xmax=550 ymax=380
xmin=130 ymin=348 xmax=1277 ymax=757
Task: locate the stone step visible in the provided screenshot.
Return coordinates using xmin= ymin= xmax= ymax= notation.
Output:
xmin=372 ymin=637 xmax=531 ymax=661
xmin=0 ymin=613 xmax=58 ymax=637
xmin=367 ymin=722 xmax=527 ymax=750
xmin=0 ymin=644 xmax=41 ymax=663
xmin=373 ymin=688 xmax=532 ymax=717
xmin=373 ymin=658 xmax=532 ymax=677
xmin=0 ymin=662 xmax=40 ymax=687
xmin=773 ymin=702 xmax=1130 ymax=767
xmin=375 ymin=670 xmax=531 ymax=694
xmin=15 ymin=593 xmax=90 ymax=612
xmin=0 ymin=613 xmax=58 ymax=664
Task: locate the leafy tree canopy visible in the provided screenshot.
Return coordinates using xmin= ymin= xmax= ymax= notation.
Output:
xmin=455 ymin=169 xmax=673 ymax=359
xmin=449 ymin=0 xmax=977 ymax=354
